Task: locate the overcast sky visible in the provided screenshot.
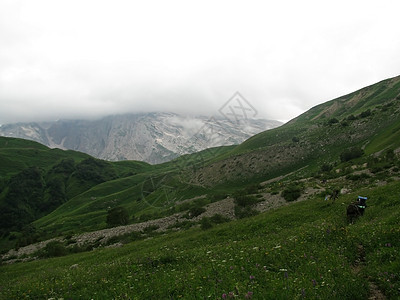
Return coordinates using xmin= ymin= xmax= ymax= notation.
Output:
xmin=0 ymin=0 xmax=400 ymax=124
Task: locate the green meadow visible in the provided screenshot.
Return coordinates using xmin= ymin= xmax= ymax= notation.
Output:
xmin=1 ymin=180 xmax=399 ymax=299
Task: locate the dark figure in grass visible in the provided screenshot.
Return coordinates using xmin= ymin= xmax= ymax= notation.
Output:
xmin=324 ymin=189 xmax=340 ymax=202
xmin=347 ymin=196 xmax=367 ymax=223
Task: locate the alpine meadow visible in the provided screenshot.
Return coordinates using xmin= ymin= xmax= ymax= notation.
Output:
xmin=1 ymin=76 xmax=400 ymax=299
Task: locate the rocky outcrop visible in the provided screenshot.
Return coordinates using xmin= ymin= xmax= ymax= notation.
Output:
xmin=0 ymin=113 xmax=282 ymax=164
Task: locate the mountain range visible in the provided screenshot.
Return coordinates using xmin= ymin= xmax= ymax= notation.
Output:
xmin=0 ymin=113 xmax=282 ymax=164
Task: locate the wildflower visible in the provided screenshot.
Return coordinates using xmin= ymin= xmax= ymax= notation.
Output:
xmin=245 ymin=291 xmax=253 ymax=299
xmin=284 ymin=271 xmax=288 ymax=279
xmin=312 ymin=279 xmax=317 ymax=287
xmin=228 ymin=292 xmax=235 ymax=298
xmin=222 ymin=293 xmax=227 ymax=299
xmin=385 ymin=243 xmax=392 ymax=247
xmin=250 ymin=275 xmax=255 ymax=280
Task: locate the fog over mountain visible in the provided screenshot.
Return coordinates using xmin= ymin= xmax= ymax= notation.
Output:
xmin=1 ymin=1 xmax=400 ymax=125
xmin=0 ymin=113 xmax=282 ymax=164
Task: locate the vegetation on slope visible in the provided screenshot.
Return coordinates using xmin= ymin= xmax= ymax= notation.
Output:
xmin=0 ymin=76 xmax=400 ymax=298
xmin=0 ymin=179 xmax=399 ymax=299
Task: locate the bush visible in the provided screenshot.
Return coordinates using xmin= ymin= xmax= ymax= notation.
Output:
xmin=320 ymin=163 xmax=333 ymax=172
xmin=341 ymin=121 xmax=349 ymax=127
xmin=328 ymin=118 xmax=339 ymax=125
xmin=187 ymin=206 xmax=206 ymax=218
xmin=244 ymin=184 xmax=261 ymax=194
xmin=282 ymin=184 xmax=302 ymax=202
xmin=200 ymin=217 xmax=213 ymax=230
xmin=106 ymin=207 xmax=129 ymax=227
xmin=75 ymin=157 xmax=117 ymax=183
xmin=340 ymin=147 xmax=364 ymax=162
xmin=233 ymin=190 xmax=260 ymax=207
xmin=360 ymin=109 xmax=371 ymax=118
xmin=42 ymin=241 xmax=68 ymax=257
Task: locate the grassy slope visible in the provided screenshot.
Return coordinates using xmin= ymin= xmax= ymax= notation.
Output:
xmin=1 ymin=180 xmax=399 ymax=299
xmin=5 ymin=75 xmax=400 ymax=237
xmin=31 ymin=145 xmax=235 ymax=235
xmin=1 ymin=76 xmax=400 ymax=298
xmin=0 ymin=137 xmax=89 ymax=177
xmin=186 ymin=75 xmax=400 ymax=188
xmin=234 ymin=75 xmax=400 ymax=157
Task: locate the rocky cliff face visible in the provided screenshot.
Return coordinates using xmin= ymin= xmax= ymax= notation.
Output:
xmin=0 ymin=113 xmax=282 ymax=164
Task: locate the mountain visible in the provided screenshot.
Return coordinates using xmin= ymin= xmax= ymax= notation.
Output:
xmin=25 ymin=75 xmax=400 ymax=236
xmin=0 ymin=113 xmax=282 ymax=164
xmin=0 ymin=75 xmax=397 ymax=240
xmin=1 ymin=76 xmax=400 ymax=298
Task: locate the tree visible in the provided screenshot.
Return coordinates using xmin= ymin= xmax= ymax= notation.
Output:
xmin=106 ymin=207 xmax=129 ymax=227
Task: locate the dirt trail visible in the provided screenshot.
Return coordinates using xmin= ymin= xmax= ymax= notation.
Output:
xmin=351 ymin=244 xmax=386 ymax=300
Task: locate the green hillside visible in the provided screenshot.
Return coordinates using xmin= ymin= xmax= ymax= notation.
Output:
xmin=0 ymin=76 xmax=400 ymax=298
xmin=0 ymin=138 xmax=152 ymax=248
xmin=1 ymin=179 xmax=399 ymax=299
xmin=188 ymin=75 xmax=400 ymax=187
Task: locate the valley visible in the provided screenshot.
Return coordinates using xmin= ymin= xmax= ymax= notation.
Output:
xmin=0 ymin=75 xmax=399 ymax=299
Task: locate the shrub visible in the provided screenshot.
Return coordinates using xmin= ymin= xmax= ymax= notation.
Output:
xmin=233 ymin=190 xmax=260 ymax=207
xmin=328 ymin=118 xmax=339 ymax=124
xmin=320 ymin=163 xmax=333 ymax=172
xmin=75 ymin=157 xmax=117 ymax=183
xmin=106 ymin=207 xmax=129 ymax=227
xmin=187 ymin=206 xmax=206 ymax=218
xmin=360 ymin=109 xmax=371 ymax=118
xmin=42 ymin=241 xmax=68 ymax=257
xmin=282 ymin=184 xmax=302 ymax=202
xmin=340 ymin=147 xmax=364 ymax=162
xmin=341 ymin=121 xmax=349 ymax=127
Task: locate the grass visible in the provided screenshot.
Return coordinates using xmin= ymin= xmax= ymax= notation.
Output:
xmin=1 ymin=180 xmax=399 ymax=299
xmin=1 ymin=76 xmax=400 ymax=298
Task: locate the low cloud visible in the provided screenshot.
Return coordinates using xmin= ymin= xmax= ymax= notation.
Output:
xmin=1 ymin=0 xmax=400 ymax=124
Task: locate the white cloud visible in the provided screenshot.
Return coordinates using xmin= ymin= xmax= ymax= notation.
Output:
xmin=0 ymin=0 xmax=400 ymax=124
